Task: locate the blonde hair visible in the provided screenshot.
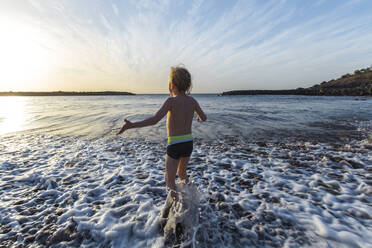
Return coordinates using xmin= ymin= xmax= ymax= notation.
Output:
xmin=169 ymin=65 xmax=192 ymax=94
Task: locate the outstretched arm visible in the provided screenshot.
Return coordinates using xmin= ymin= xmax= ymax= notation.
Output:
xmin=116 ymin=98 xmax=172 ymax=135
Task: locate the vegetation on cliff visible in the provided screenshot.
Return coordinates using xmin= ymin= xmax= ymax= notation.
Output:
xmin=221 ymin=66 xmax=372 ymax=96
xmin=306 ymin=66 xmax=372 ymax=96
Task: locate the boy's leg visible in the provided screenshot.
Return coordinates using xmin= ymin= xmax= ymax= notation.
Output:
xmin=178 ymin=156 xmax=190 ymax=183
xmin=165 ymin=155 xmax=178 ymax=198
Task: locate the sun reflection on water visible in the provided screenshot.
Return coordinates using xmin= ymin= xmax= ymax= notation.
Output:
xmin=0 ymin=97 xmax=27 ymax=135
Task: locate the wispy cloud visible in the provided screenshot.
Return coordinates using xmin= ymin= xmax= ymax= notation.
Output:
xmin=112 ymin=3 xmax=119 ymax=16
xmin=1 ymin=0 xmax=372 ymax=92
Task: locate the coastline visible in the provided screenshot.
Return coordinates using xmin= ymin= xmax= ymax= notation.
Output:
xmin=221 ymin=67 xmax=372 ymax=96
xmin=220 ymin=88 xmax=372 ymax=96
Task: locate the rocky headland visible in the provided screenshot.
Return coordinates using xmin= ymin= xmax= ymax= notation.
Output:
xmin=221 ymin=66 xmax=372 ymax=96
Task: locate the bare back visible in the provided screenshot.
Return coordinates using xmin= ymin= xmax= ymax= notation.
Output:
xmin=166 ymin=95 xmax=197 ymax=137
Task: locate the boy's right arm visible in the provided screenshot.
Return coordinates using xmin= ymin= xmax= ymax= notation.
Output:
xmin=116 ymin=97 xmax=172 ymax=135
xmin=194 ymin=100 xmax=207 ymax=122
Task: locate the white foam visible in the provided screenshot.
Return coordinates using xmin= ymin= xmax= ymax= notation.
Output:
xmin=0 ymin=134 xmax=371 ymax=247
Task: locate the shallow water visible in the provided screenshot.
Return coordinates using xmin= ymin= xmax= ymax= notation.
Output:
xmin=0 ymin=95 xmax=371 ymax=247
xmin=0 ymin=95 xmax=371 ymax=141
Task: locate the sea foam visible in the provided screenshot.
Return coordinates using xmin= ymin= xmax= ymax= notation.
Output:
xmin=0 ymin=133 xmax=371 ymax=247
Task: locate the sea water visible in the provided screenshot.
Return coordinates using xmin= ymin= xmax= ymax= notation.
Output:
xmin=0 ymin=95 xmax=371 ymax=247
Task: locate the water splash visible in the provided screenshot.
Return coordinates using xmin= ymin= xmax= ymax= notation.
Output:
xmin=160 ymin=181 xmax=200 ymax=247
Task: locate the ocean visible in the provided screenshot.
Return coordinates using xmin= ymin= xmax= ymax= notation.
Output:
xmin=0 ymin=95 xmax=371 ymax=247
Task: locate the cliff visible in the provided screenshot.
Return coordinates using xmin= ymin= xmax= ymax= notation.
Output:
xmin=221 ymin=66 xmax=372 ymax=96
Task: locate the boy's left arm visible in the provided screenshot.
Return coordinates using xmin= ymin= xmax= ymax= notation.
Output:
xmin=117 ymin=98 xmax=172 ymax=135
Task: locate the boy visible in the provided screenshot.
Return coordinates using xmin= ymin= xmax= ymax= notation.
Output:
xmin=117 ymin=66 xmax=207 ymax=199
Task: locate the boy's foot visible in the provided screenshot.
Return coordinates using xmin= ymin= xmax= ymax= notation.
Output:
xmin=178 ymin=176 xmax=189 ymax=185
xmin=161 ymin=195 xmax=174 ymax=219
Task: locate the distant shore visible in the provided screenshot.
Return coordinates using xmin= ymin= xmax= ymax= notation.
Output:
xmin=0 ymin=91 xmax=135 ymax=96
xmin=219 ymin=87 xmax=372 ymax=96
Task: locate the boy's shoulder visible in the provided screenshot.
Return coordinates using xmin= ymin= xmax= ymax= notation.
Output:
xmin=186 ymin=95 xmax=196 ymax=102
xmin=167 ymin=95 xmax=196 ymax=101
xmin=166 ymin=95 xmax=197 ymax=107
xmin=187 ymin=95 xmax=199 ymax=105
xmin=164 ymin=96 xmax=174 ymax=105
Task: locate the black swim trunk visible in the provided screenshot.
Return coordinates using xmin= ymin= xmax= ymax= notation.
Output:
xmin=166 ymin=141 xmax=193 ymax=160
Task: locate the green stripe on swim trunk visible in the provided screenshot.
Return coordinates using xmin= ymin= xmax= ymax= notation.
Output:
xmin=168 ymin=134 xmax=193 ymax=145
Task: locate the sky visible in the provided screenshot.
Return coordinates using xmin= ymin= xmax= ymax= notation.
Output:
xmin=0 ymin=0 xmax=372 ymax=94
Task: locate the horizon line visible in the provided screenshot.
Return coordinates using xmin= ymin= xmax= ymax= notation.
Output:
xmin=0 ymin=91 xmax=221 ymax=95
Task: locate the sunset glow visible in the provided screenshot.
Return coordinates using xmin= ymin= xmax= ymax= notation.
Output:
xmin=0 ymin=97 xmax=27 ymax=134
xmin=0 ymin=0 xmax=372 ymax=93
xmin=0 ymin=18 xmax=53 ymax=91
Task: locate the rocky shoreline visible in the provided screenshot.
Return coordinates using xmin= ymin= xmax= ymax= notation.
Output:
xmin=220 ymin=84 xmax=372 ymax=96
xmin=221 ymin=66 xmax=372 ymax=96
